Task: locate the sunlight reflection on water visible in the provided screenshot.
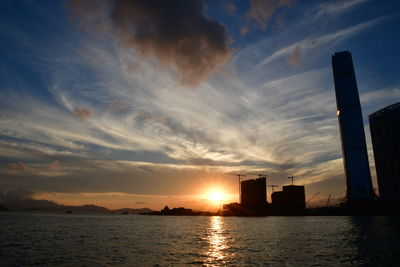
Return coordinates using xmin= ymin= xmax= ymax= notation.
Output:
xmin=207 ymin=216 xmax=228 ymax=264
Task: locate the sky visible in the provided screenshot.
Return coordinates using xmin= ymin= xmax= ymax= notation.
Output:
xmin=1 ymin=0 xmax=399 ymax=210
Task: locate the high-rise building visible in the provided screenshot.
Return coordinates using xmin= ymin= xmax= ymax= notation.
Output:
xmin=271 ymin=185 xmax=305 ymax=213
xmin=240 ymin=177 xmax=266 ymax=209
xmin=369 ymin=102 xmax=400 ymax=206
xmin=332 ymin=51 xmax=374 ymax=201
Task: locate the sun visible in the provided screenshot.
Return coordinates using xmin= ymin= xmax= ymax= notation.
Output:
xmin=208 ymin=191 xmax=224 ymax=202
xmin=200 ymin=181 xmax=232 ymax=210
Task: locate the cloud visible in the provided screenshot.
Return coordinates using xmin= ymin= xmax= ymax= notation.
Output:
xmin=240 ymin=25 xmax=250 ymax=36
xmin=0 ymin=139 xmax=87 ymax=162
xmin=224 ymin=2 xmax=237 ymax=15
xmin=0 ymin=188 xmax=33 ymax=201
xmin=244 ymin=0 xmax=292 ymax=30
xmin=287 ymin=46 xmax=301 ymax=67
xmin=360 ymin=86 xmax=400 ymax=105
xmin=274 ymin=12 xmax=288 ymax=31
xmin=314 ymin=0 xmax=370 ymax=18
xmin=255 ymin=15 xmax=391 ymax=68
xmin=73 ymin=108 xmax=92 ymax=119
xmin=5 ymin=162 xmax=26 ymax=171
xmin=48 ymin=160 xmax=61 ymax=169
xmin=67 ymin=0 xmax=232 ymax=87
xmin=108 ymin=98 xmax=127 ymax=112
xmin=0 ymin=159 xmax=239 ymax=196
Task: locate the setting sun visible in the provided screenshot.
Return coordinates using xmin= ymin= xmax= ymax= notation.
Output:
xmin=208 ymin=191 xmax=224 ymax=202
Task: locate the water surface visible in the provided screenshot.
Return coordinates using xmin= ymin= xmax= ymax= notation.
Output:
xmin=1 ymin=213 xmax=399 ymax=266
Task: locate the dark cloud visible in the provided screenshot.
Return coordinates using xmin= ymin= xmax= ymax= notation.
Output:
xmin=67 ymin=0 xmax=232 ymax=87
xmin=73 ymin=108 xmax=92 ymax=119
xmin=0 ymin=189 xmax=33 ymax=201
xmin=0 ymin=189 xmax=63 ymax=211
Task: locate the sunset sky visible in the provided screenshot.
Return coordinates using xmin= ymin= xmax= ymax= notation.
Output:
xmin=1 ymin=0 xmax=399 ymax=210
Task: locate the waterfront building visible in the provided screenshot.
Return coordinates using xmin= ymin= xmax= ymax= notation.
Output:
xmin=332 ymin=51 xmax=374 ymax=202
xmin=369 ymin=102 xmax=400 ymax=207
xmin=271 ymin=185 xmax=305 ymax=213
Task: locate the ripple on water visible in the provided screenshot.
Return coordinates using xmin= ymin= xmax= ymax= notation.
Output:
xmin=1 ymin=214 xmax=400 ymax=266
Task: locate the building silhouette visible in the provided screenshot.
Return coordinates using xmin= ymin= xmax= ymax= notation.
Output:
xmin=222 ymin=176 xmax=308 ymax=215
xmin=369 ymin=102 xmax=400 ymax=207
xmin=271 ymin=185 xmax=305 ymax=214
xmin=332 ymin=51 xmax=374 ymax=202
xmin=240 ymin=177 xmax=266 ymax=209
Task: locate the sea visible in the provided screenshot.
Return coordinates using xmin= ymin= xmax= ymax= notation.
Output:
xmin=1 ymin=213 xmax=400 ymax=266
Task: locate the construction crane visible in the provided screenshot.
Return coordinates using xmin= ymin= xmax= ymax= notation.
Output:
xmin=326 ymin=194 xmax=331 ymax=207
xmin=268 ymin=185 xmax=279 ymax=193
xmin=248 ymin=173 xmax=268 ymax=179
xmin=288 ymin=175 xmax=294 ymax=185
xmin=230 ymin=174 xmax=246 ymax=203
xmin=306 ymin=192 xmax=320 ymax=208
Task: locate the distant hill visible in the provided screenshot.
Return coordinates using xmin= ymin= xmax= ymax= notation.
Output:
xmin=63 ymin=204 xmax=110 ymax=214
xmin=1 ymin=199 xmax=155 ymax=214
xmin=0 ymin=189 xmax=154 ymax=214
xmin=1 ymin=198 xmax=110 ymax=213
xmin=112 ymin=208 xmax=154 ymax=214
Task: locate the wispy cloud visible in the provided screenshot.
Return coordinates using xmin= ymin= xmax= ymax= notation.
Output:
xmin=287 ymin=46 xmax=301 ymax=67
xmin=73 ymin=108 xmax=92 ymax=119
xmin=244 ymin=0 xmax=292 ymax=32
xmin=314 ymin=0 xmax=371 ymax=18
xmin=48 ymin=160 xmax=61 ymax=170
xmin=255 ymin=15 xmax=391 ymax=68
xmin=5 ymin=162 xmax=26 ymax=172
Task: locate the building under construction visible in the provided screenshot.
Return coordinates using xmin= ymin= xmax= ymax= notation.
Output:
xmin=222 ymin=176 xmax=306 ymax=215
xmin=271 ymin=185 xmax=306 ymax=214
xmin=223 ymin=176 xmax=270 ymax=215
xmin=240 ymin=177 xmax=267 ymax=209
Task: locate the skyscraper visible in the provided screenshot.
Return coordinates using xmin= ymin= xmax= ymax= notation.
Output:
xmin=331 ymin=51 xmax=374 ymax=202
xmin=369 ymin=102 xmax=400 ymax=207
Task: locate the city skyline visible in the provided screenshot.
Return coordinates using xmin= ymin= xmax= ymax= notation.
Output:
xmin=1 ymin=0 xmax=400 ymax=210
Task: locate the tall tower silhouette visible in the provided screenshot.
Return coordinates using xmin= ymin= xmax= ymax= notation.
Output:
xmin=369 ymin=102 xmax=400 ymax=207
xmin=332 ymin=51 xmax=374 ymax=202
